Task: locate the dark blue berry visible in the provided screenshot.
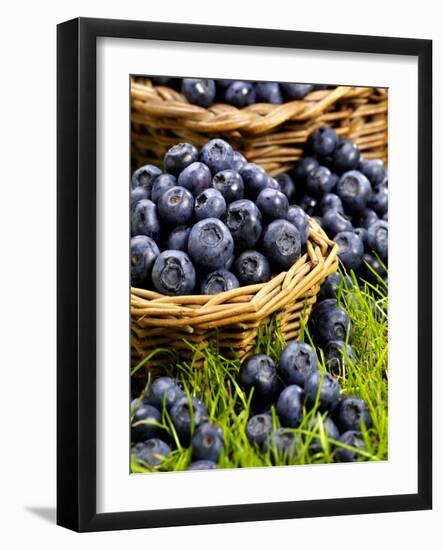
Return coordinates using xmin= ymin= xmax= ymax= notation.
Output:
xmin=256 ymin=188 xmax=289 ymax=220
xmin=200 ymin=269 xmax=239 ymax=294
xmin=158 ymin=186 xmax=194 ymax=226
xmin=131 ymin=187 xmax=149 ymax=210
xmin=131 ymin=164 xmax=162 ymax=193
xmin=324 ymin=340 xmax=356 ymax=377
xmin=188 ymin=218 xmax=234 ymax=271
xmin=266 ymin=428 xmax=299 ymax=460
xmin=335 ymin=396 xmax=371 ymax=432
xmin=359 ymin=159 xmax=386 ymax=186
xmin=200 ymin=139 xmax=234 ymax=174
xmin=234 ymin=250 xmax=270 ymax=285
xmin=151 ymin=250 xmax=196 ymax=295
xmin=368 ymin=184 xmax=388 ymax=217
xmin=131 ymin=402 xmax=161 ymax=442
xmin=151 ymin=173 xmax=177 ymax=203
xmin=336 ymin=431 xmax=366 ymax=462
xmin=314 ymin=304 xmax=353 ymax=346
xmin=131 ymin=439 xmax=171 ymax=468
xmin=276 ymin=385 xmax=304 ymax=427
xmin=336 ymin=170 xmax=372 ymax=214
xmin=308 ymin=127 xmax=338 ymax=156
xmin=286 ymin=205 xmax=309 ymax=244
xmin=131 ymin=199 xmax=160 ymax=240
xmin=281 ymin=83 xmax=314 ymax=99
xmin=367 ymin=220 xmax=388 ymax=260
xmin=276 ymin=173 xmax=296 ymax=202
xmin=245 ymin=413 xmax=274 ymax=447
xmin=279 ymin=341 xmax=318 ymax=386
xmin=166 ymin=225 xmax=191 ymax=252
xmin=332 ymin=139 xmax=361 ymax=172
xmin=170 ymin=396 xmax=208 ymax=445
xmin=298 ymin=195 xmax=318 ymax=216
xmin=306 ymin=165 xmax=336 ymax=196
xmin=240 ymin=163 xmax=270 ymax=198
xmin=182 ymin=78 xmax=216 ymax=107
xmin=262 ymin=219 xmax=301 ymax=269
xmin=334 ymin=231 xmax=364 ymax=270
xmin=177 ymin=162 xmax=212 ymax=196
xmin=255 ymin=81 xmax=283 ymax=104
xmin=147 ymin=377 xmax=185 ymax=411
xmin=187 ymin=460 xmax=217 ymax=470
xmin=195 ymin=188 xmax=227 ymax=221
xmin=358 ymin=253 xmax=386 ymax=285
xmin=319 ymin=193 xmax=344 ymax=215
xmin=304 ymin=371 xmax=341 ymax=411
xmin=294 ymin=157 xmax=319 ymax=180
xmin=308 ymin=414 xmax=340 ymax=454
xmin=225 ymin=81 xmax=256 ymax=107
xmin=356 ymin=208 xmax=378 ymax=229
xmin=164 ymin=142 xmax=199 ymax=176
xmin=191 ymin=422 xmax=224 ymax=462
xmin=239 ymin=354 xmax=280 ymax=405
xmin=322 ymin=208 xmax=353 ymax=237
xmin=232 ymin=151 xmax=247 ymax=172
xmin=211 ymin=169 xmax=244 ymax=202
xmin=130 ymin=235 xmax=160 ymax=287
xmin=225 ymin=199 xmax=263 ymax=249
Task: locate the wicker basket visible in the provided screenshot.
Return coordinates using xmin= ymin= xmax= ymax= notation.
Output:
xmin=131 ymin=218 xmax=339 ymax=368
xmin=131 ymin=79 xmax=388 ymax=177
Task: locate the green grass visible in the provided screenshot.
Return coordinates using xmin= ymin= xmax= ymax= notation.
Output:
xmin=131 ymin=271 xmax=388 ymax=473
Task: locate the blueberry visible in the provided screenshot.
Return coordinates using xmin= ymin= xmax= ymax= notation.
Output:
xmin=239 ymin=354 xmax=280 ymax=405
xmin=131 ymin=187 xmax=149 ymax=210
xmin=294 ymin=157 xmax=319 ymax=180
xmin=182 ymin=78 xmax=216 ymax=107
xmin=276 ymin=173 xmax=296 ymax=202
xmin=177 ymin=162 xmax=212 ymax=196
xmin=281 ymin=83 xmax=314 ymax=99
xmin=151 ymin=76 xmax=174 ymax=86
xmin=308 ymin=127 xmax=338 ymax=157
xmin=256 ymin=188 xmax=289 ymax=221
xmin=216 ymin=79 xmax=233 ymax=89
xmin=234 ymin=250 xmax=270 ymax=285
xmin=332 ymin=139 xmax=361 ymax=172
xmin=367 ymin=220 xmax=388 ymax=260
xmin=304 ymin=371 xmax=341 ymax=411
xmin=225 ymin=80 xmax=256 ymax=108
xmin=255 ymin=81 xmax=283 ymax=104
xmin=298 ymin=195 xmax=318 ymax=216
xmin=279 ymin=341 xmax=318 ymax=386
xmin=336 ymin=431 xmax=366 ymax=462
xmin=334 ymin=231 xmax=364 ymax=270
xmin=211 ymin=169 xmax=244 ymax=202
xmin=319 ymin=193 xmax=344 ymax=215
xmin=359 ymin=159 xmax=386 ymax=187
xmin=131 ymin=199 xmax=160 ymax=240
xmin=313 ymin=304 xmax=353 ymax=346
xmin=382 ymin=212 xmax=388 ymax=221
xmin=267 ymin=178 xmax=281 ymax=191
xmin=200 ymin=269 xmax=239 ymax=294
xmin=151 ymin=173 xmax=177 ymax=203
xmin=240 ymin=163 xmax=270 ymax=198
xmin=164 ymin=142 xmax=199 ymax=176
xmin=191 ymin=422 xmax=224 ymax=462
xmin=131 ymin=402 xmax=161 ymax=442
xmin=354 ymin=227 xmax=369 ymax=249
xmin=335 ymin=396 xmax=371 ymax=432
xmin=358 ymin=253 xmax=386 ymax=285
xmin=200 ymin=139 xmax=234 ymax=174
xmin=131 ymin=164 xmax=162 ymax=193
xmin=276 ymin=385 xmax=304 ymax=427
xmin=195 ymin=188 xmax=227 ymax=221
xmin=336 ymin=170 xmax=371 ymax=215
xmin=130 ymin=235 xmax=160 ymax=287
xmin=322 ymin=208 xmax=353 ymax=238
xmin=225 ymin=199 xmax=263 ymax=249
xmin=368 ymin=184 xmax=388 ymax=217
xmin=170 ymin=396 xmax=209 ymax=445
xmin=311 ymin=298 xmax=338 ymax=321
xmin=318 ymin=273 xmax=352 ymax=302
xmin=188 ymin=218 xmax=234 ymax=271
xmin=306 ymin=165 xmax=336 ymax=196
xmin=131 ymin=438 xmax=171 ymax=468
xmin=187 ymin=460 xmax=217 ymax=471
xmin=245 ymin=413 xmax=274 ymax=447
xmin=158 ymin=186 xmax=194 ymax=226
xmin=262 ymin=219 xmax=301 ymax=269
xmin=166 ymin=225 xmax=191 ymax=252
xmin=146 ymin=377 xmax=185 ymax=411
xmin=232 ymin=151 xmax=247 ymax=172
xmin=286 ymin=205 xmax=309 ymax=245
xmin=356 ymin=208 xmax=378 ymax=229
xmin=324 ymin=340 xmax=356 ymax=377
xmin=151 ymin=250 xmax=196 ymax=295
xmin=308 ymin=414 xmax=340 ymax=454
xmin=266 ymin=428 xmax=299 ymax=460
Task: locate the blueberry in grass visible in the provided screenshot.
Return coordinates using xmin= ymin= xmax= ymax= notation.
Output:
xmin=266 ymin=428 xmax=299 ymax=460
xmin=368 ymin=184 xmax=388 ymax=217
xmin=319 ymin=193 xmax=344 ymax=215
xmin=306 ymin=165 xmax=335 ymax=196
xmin=131 ymin=403 xmax=161 ymax=442
xmin=146 ymin=376 xmax=185 ymax=411
xmin=298 ymin=195 xmax=318 ymax=216
xmin=286 ymin=205 xmax=309 ymax=245
xmin=177 ymin=162 xmax=212 ymax=196
xmin=200 ymin=269 xmax=239 ymax=294
xmin=256 ymin=188 xmax=289 ymax=221
xmin=334 ymin=231 xmax=364 ymax=270
xmin=225 ymin=80 xmax=256 ymax=108
xmin=234 ymin=250 xmax=270 ymax=286
xmin=276 ymin=173 xmax=296 ymax=202
xmin=239 ymin=354 xmax=280 ymax=405
xmin=336 ymin=170 xmax=372 ymax=214
xmin=152 ymin=250 xmax=196 ymax=296
xmin=188 ymin=218 xmax=234 ymax=271
xmin=335 ymin=396 xmax=371 ymax=432
xmin=308 ymin=414 xmax=340 ymax=454
xmin=294 ymin=157 xmax=319 ymax=181
xmin=164 ymin=142 xmax=199 ymax=176
xmin=324 ymin=340 xmax=356 ymax=377
xmin=336 ymin=431 xmax=366 ymax=462
xmin=308 ymin=127 xmax=338 ymax=157
xmin=187 ymin=460 xmax=217 ymax=471
xmin=195 ymin=188 xmax=227 ymax=221
xmin=166 ymin=225 xmax=191 ymax=252
xmin=276 ymin=385 xmax=304 ymax=428
xmin=281 ymin=82 xmax=314 ymax=99
xmin=130 ymin=187 xmax=149 ymax=210
xmin=131 ymin=199 xmax=160 ymax=240
xmin=151 ymin=173 xmax=177 ymax=203
xmin=240 ymin=163 xmax=270 ymax=198
xmin=131 ymin=439 xmax=171 ymax=468
xmin=304 ymin=371 xmax=341 ymax=412
xmin=279 ymin=341 xmax=318 ymax=386
xmin=225 ymin=199 xmax=262 ymax=249
xmin=158 ymin=186 xmax=194 ymax=226
xmin=245 ymin=413 xmax=274 ymax=447
xmin=191 ymin=422 xmax=224 ymax=462
xmin=367 ymin=220 xmax=388 ymax=260
xmin=353 ymin=227 xmax=369 ymax=249
xmin=313 ymin=304 xmax=353 ymax=346
xmin=200 ymin=138 xmax=234 ymax=174
xmin=131 ymin=164 xmax=162 ymax=193
xmin=262 ymin=219 xmax=301 ymax=270
xmin=357 ymin=253 xmax=386 ymax=285
xmin=211 ymin=169 xmax=244 ymax=202
xmin=310 ymin=298 xmax=338 ymax=321
xmin=322 ymin=208 xmax=353 ymax=238
xmin=232 ymin=151 xmax=247 ymax=172
xmin=318 ymin=272 xmax=352 ymax=302
xmin=130 ymin=235 xmax=160 ymax=287
xmin=182 ymin=78 xmax=216 ymax=107
xmin=359 ymin=159 xmax=386 ymax=187
xmin=332 ymin=139 xmax=361 ymax=172
xmin=255 ymin=81 xmax=283 ymax=104
xmin=356 ymin=208 xmax=378 ymax=230
xmin=170 ymin=396 xmax=208 ymax=445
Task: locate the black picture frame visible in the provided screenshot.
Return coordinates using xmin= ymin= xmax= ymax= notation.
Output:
xmin=57 ymin=17 xmax=432 ymax=532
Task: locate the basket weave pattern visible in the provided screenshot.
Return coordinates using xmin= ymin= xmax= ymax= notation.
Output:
xmin=131 ymin=219 xmax=338 ymax=367
xmin=131 ymin=79 xmax=388 ymax=177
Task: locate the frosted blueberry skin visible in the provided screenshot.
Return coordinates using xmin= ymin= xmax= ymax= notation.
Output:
xmin=232 ymin=151 xmax=247 ymax=172
xmin=191 ymin=422 xmax=224 ymax=463
xmin=276 ymin=173 xmax=296 ymax=202
xmin=200 ymin=270 xmax=239 ymax=295
xmin=336 ymin=170 xmax=372 ymax=214
xmin=164 ymin=142 xmax=199 ymax=176
xmin=322 ymin=208 xmax=353 ymax=238
xmin=239 ymin=354 xmax=280 ymax=406
xmin=367 ymin=220 xmax=388 ymax=260
xmin=130 ymin=187 xmax=149 ymax=210
xmin=187 ymin=460 xmax=217 ymax=471
xmin=324 ymin=340 xmax=356 ymax=377
xmin=335 ymin=396 xmax=372 ymax=432
xmin=308 ymin=126 xmax=339 ymax=157
xmin=266 ymin=428 xmax=300 ymax=460
xmin=131 ymin=438 xmax=171 ymax=468
xmin=356 ymin=208 xmax=379 ymax=230
xmin=224 ymin=80 xmax=256 ymax=108
xmin=357 ymin=253 xmax=386 ymax=285
xmin=170 ymin=396 xmax=208 ymax=445
xmin=286 ymin=205 xmax=309 ymax=245
xmin=224 ymin=199 xmax=263 ymax=249
xmin=354 ymin=227 xmax=369 ymax=250
xmin=280 ymin=82 xmax=314 ymax=99
xmin=276 ymin=385 xmax=304 ymax=428
xmin=151 ymin=250 xmax=196 ymax=296
xmin=234 ymin=250 xmax=270 ymax=285
xmin=157 ymin=186 xmax=194 ymax=226
xmin=240 ymin=163 xmax=270 ymax=198
xmin=294 ymin=157 xmax=319 ymax=181
xmin=334 ymin=231 xmax=365 ymax=270
xmin=188 ymin=218 xmax=234 ymax=272
xmin=313 ymin=304 xmax=353 ymax=347
xmin=298 ymin=195 xmax=318 ymax=216
xmin=368 ymin=183 xmax=388 ymax=217
xmin=131 ymin=199 xmax=160 ymax=241
xmin=130 ymin=235 xmax=160 ymax=287
xmin=131 ymin=164 xmax=162 ymax=193
xmin=151 ymin=173 xmax=177 ymax=203
xmin=194 ymin=188 xmax=227 ymax=221
xmin=177 ymin=162 xmax=212 ymax=196
xmin=279 ymin=341 xmax=318 ymax=387
xmin=336 ymin=431 xmax=366 ymax=462
xmin=182 ymin=78 xmax=216 ymax=107
xmin=307 ymin=415 xmax=340 ymax=454
xmin=359 ymin=159 xmax=386 ymax=187
xmin=317 ymin=272 xmax=352 ymax=302
xmin=200 ymin=138 xmax=234 ymax=174
xmin=306 ymin=165 xmax=336 ymax=196
xmin=256 ymin=188 xmax=289 ymax=221
xmin=304 ymin=371 xmax=341 ymax=412
xmin=255 ymin=81 xmax=283 ymax=104
xmin=166 ymin=225 xmax=191 ymax=252
xmin=131 ymin=402 xmax=161 ymax=442
xmin=146 ymin=377 xmax=185 ymax=411
xmin=262 ymin=219 xmax=302 ymax=270
xmin=319 ymin=193 xmax=344 ymax=215
xmin=332 ymin=139 xmax=361 ymax=173
xmin=211 ymin=169 xmax=244 ymax=202
xmin=245 ymin=413 xmax=274 ymax=447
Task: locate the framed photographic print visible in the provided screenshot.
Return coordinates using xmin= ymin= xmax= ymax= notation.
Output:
xmin=57 ymin=17 xmax=432 ymax=532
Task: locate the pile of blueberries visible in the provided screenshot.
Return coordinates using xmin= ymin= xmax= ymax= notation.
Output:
xmin=150 ymin=76 xmax=331 ymax=108
xmin=131 ymin=138 xmax=309 ymax=296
